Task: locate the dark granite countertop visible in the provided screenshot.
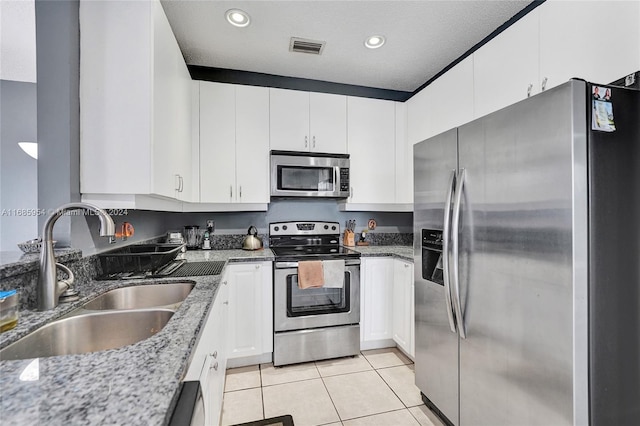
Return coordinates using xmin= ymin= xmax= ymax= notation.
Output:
xmin=0 ymin=246 xmax=414 ymax=425
xmin=0 ymin=249 xmax=274 ymax=426
xmin=0 ymin=249 xmax=82 ymax=280
xmin=354 ymin=245 xmax=414 ymax=262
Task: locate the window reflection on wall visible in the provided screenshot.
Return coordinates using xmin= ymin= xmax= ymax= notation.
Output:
xmin=0 ymin=80 xmax=39 ymax=251
xmin=0 ymin=0 xmax=38 ymax=251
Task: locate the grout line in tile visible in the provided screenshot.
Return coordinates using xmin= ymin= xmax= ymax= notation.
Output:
xmin=341 ymin=407 xmax=414 ymax=423
xmin=359 ymin=351 xmax=376 ymax=369
xmin=373 ymin=364 xmax=411 ymax=410
xmin=259 ymin=364 xmax=266 ymax=420
xmin=408 ymin=406 xmax=422 ymax=425
xmin=319 ymin=373 xmax=342 ymax=421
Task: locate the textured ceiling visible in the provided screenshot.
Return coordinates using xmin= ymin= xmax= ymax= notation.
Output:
xmin=161 ymin=0 xmax=535 ymax=93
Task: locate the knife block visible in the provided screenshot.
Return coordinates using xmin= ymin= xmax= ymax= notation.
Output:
xmin=343 ymin=230 xmax=355 ymax=247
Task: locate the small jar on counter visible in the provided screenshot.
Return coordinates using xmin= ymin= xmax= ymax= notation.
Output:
xmin=0 ymin=290 xmax=19 ymax=332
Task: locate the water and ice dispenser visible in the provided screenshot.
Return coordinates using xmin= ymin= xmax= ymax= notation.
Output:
xmin=421 ymin=229 xmax=445 ymax=285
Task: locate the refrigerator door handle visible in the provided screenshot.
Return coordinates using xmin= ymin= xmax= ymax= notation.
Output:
xmin=451 ymin=168 xmax=467 ymax=339
xmin=442 ymin=169 xmax=458 ymax=334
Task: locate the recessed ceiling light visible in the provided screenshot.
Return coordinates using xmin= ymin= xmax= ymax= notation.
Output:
xmin=225 ymin=9 xmax=250 ymax=28
xmin=365 ymin=35 xmax=386 ymax=49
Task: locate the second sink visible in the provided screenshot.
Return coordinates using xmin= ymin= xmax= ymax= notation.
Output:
xmin=82 ymin=282 xmax=195 ymax=310
xmin=0 ymin=309 xmax=174 ymax=360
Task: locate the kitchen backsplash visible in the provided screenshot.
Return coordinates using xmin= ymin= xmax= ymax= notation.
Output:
xmin=2 ymin=198 xmax=413 ymax=309
xmin=0 ymin=253 xmax=100 ymax=310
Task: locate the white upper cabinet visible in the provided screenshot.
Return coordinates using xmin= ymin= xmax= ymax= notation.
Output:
xmin=309 ymin=92 xmax=348 ymax=153
xmin=347 ymin=97 xmax=396 ymax=204
xmin=80 ymin=0 xmax=191 ymax=206
xmin=473 ymin=0 xmax=640 ymax=120
xmin=199 ymin=82 xmax=236 ymax=203
xmin=408 ymin=56 xmax=475 ymax=144
xmin=539 ymin=0 xmax=640 ymax=91
xmin=235 ymin=85 xmax=271 ymax=204
xmin=473 ymin=10 xmax=539 ymax=118
xmin=270 ymin=88 xmax=309 ymax=151
xmin=270 ymin=88 xmax=347 ymax=153
xmin=198 ymin=82 xmax=270 ymax=205
xmin=394 ymin=102 xmax=413 ymax=204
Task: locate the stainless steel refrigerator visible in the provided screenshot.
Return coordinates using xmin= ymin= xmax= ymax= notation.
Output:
xmin=413 ymin=79 xmax=639 ymax=426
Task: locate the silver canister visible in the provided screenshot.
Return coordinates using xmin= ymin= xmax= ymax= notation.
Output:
xmin=183 ymin=225 xmax=201 ymax=249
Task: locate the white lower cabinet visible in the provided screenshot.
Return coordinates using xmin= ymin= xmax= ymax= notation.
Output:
xmin=360 ymin=257 xmax=415 ymax=357
xmin=225 ymin=262 xmax=273 ymax=365
xmin=360 ymin=257 xmax=395 ymax=349
xmin=184 ymin=281 xmax=229 ymax=426
xmin=392 ymin=259 xmax=415 ymax=358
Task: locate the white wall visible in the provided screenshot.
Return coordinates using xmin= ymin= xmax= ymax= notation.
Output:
xmin=0 ymin=0 xmax=36 ymax=83
xmin=0 ymin=81 xmax=38 ymax=250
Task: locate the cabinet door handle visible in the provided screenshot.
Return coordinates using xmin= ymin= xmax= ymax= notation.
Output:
xmin=350 ymin=187 xmax=353 ymax=198
xmin=175 ymin=174 xmax=181 ymax=191
xmin=541 ymin=77 xmax=548 ymax=91
xmin=179 ymin=176 xmax=184 ymax=192
xmin=223 ymin=301 xmax=229 ymax=305
xmin=211 ymin=350 xmax=218 ymax=359
xmin=404 ymin=263 xmax=409 ymax=268
xmin=527 ymin=83 xmax=533 ymax=98
xmin=312 ymin=136 xmax=316 ymax=148
xmin=230 ymin=185 xmax=233 ymax=200
xmin=223 ymin=280 xmax=228 ymax=285
xmin=211 ymin=361 xmax=219 ymax=371
xmin=255 ymin=265 xmax=260 ymax=269
xmin=239 ymin=185 xmax=242 ymax=199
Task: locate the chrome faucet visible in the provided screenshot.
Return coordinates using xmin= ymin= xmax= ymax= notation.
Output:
xmin=38 ymin=202 xmax=116 ymax=311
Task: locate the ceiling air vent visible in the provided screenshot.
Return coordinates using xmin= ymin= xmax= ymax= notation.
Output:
xmin=289 ymin=37 xmax=325 ymax=55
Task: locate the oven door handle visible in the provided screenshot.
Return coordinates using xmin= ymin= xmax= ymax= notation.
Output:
xmin=275 ymin=259 xmax=361 ymax=269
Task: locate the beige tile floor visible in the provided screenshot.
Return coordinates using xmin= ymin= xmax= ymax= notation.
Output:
xmin=221 ymin=348 xmax=446 ymax=426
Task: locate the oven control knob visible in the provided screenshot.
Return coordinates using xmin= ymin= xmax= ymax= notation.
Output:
xmin=274 ymin=226 xmax=279 ymax=232
xmin=331 ymin=225 xmax=336 ymax=231
xmin=283 ymin=225 xmax=288 ymax=230
xmin=324 ymin=225 xmax=329 ymax=230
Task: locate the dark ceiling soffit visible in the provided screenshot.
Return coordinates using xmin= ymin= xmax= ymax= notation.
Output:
xmin=406 ymin=0 xmax=546 ymax=101
xmin=188 ymin=65 xmax=413 ymax=102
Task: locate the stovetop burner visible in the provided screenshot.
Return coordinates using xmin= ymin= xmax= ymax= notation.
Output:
xmin=269 ymin=221 xmax=360 ymax=261
xmin=270 ymin=245 xmax=360 ymax=259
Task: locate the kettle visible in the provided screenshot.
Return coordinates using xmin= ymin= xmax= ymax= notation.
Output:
xmin=242 ymin=226 xmax=263 ymax=251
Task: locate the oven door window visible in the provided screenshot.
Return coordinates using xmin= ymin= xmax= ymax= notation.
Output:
xmin=286 ymin=273 xmax=350 ymax=317
xmin=278 ymin=166 xmax=335 ymax=192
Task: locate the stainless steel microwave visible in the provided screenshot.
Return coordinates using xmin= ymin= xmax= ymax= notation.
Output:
xmin=270 ymin=150 xmax=350 ymax=198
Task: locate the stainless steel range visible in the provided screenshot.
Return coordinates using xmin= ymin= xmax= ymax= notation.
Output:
xmin=270 ymin=221 xmax=361 ymax=366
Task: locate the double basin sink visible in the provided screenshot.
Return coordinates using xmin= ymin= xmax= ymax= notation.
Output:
xmin=0 ymin=282 xmax=195 ymax=361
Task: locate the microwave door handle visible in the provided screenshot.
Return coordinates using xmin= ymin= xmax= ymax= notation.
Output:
xmin=334 ymin=167 xmax=338 ymax=191
xmin=442 ymin=169 xmax=457 ymax=334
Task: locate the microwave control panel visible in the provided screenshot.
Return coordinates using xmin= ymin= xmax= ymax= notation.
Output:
xmin=339 ymin=168 xmax=350 ymax=192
